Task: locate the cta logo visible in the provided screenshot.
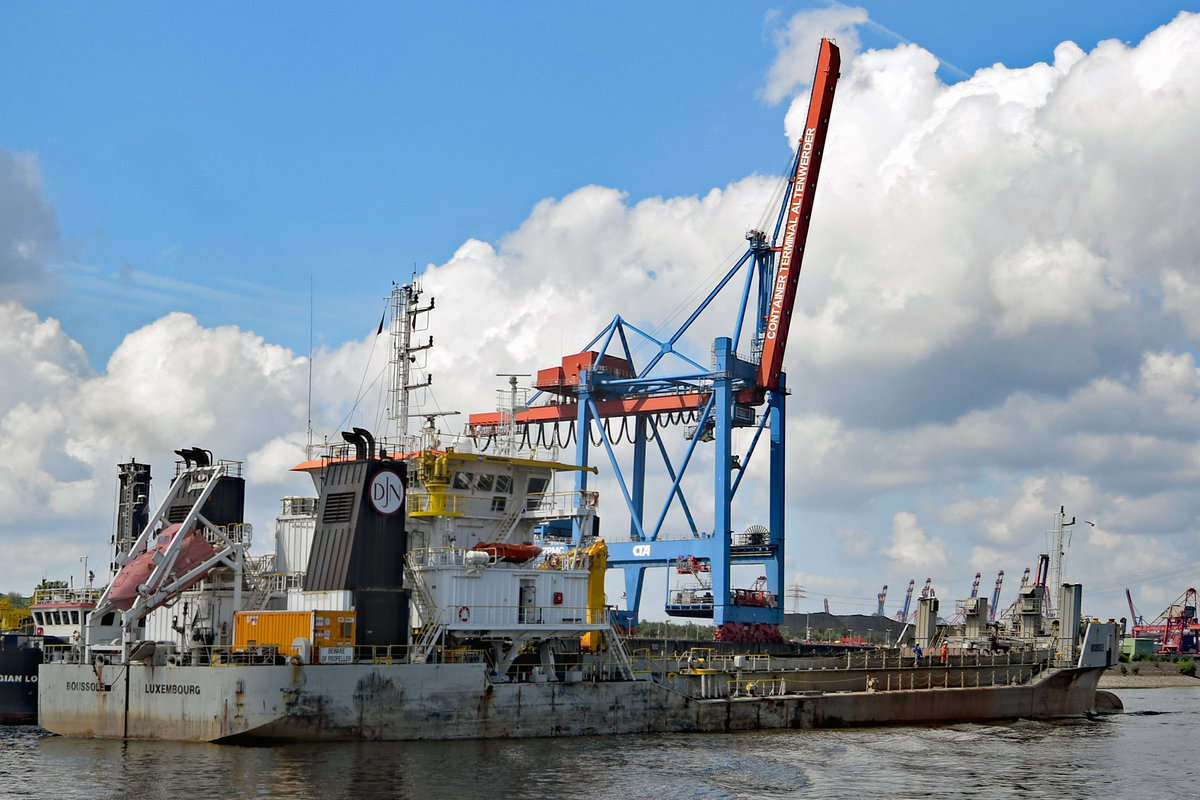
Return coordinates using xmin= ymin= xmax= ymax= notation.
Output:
xmin=632 ymin=544 xmax=651 ymax=557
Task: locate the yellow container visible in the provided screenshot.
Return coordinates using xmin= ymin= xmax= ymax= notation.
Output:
xmin=234 ymin=610 xmax=355 ymax=655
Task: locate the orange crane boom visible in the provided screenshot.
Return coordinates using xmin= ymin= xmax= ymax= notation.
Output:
xmin=756 ymin=38 xmax=841 ymax=392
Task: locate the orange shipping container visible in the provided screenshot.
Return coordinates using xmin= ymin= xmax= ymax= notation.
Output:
xmin=234 ymin=610 xmax=355 ymax=656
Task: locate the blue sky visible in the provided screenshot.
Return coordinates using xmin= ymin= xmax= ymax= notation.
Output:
xmin=3 ymin=2 xmax=1200 ymax=623
xmin=5 ymin=2 xmax=1192 ymax=365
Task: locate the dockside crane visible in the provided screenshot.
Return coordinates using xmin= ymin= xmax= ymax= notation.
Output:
xmin=894 ymin=579 xmax=915 ymax=622
xmin=466 ymin=40 xmax=842 ymax=642
xmin=988 ymin=571 xmax=1004 ymax=623
xmin=1132 ymin=588 xmax=1200 ymax=654
xmin=1125 ymin=588 xmax=1143 ymax=627
xmin=875 ymin=584 xmax=887 ymax=617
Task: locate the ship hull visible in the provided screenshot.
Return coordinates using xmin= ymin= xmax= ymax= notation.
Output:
xmin=1 ymin=634 xmax=42 ymax=724
xmin=37 ymin=660 xmax=1108 ymax=742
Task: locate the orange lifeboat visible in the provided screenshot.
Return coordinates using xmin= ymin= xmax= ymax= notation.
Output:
xmin=470 ymin=542 xmax=543 ymax=564
xmin=107 ymin=524 xmax=218 ymax=610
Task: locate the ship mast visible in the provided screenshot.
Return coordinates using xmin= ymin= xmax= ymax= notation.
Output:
xmin=1046 ymin=506 xmax=1075 ymax=619
xmin=387 ymin=281 xmax=434 ymax=446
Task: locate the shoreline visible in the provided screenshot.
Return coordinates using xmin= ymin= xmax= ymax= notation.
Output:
xmin=1098 ymin=663 xmax=1200 ymax=689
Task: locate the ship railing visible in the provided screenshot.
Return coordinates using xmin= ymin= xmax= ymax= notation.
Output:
xmin=479 ymin=654 xmax=640 ymax=684
xmin=279 ymin=496 xmax=319 ymax=517
xmin=349 ymin=642 xmax=490 ymax=666
xmin=481 ymin=489 xmax=598 ymax=543
xmin=625 ymin=648 xmax=662 ymax=677
xmin=200 ymin=522 xmax=253 ymax=546
xmin=656 ymin=659 xmax=1058 ymax=699
xmin=403 ymin=600 xmax=608 ymax=629
xmin=31 ymin=585 xmax=103 ymax=606
xmin=665 ymin=649 xmax=774 ymax=674
xmin=408 ymin=546 xmax=588 ymax=571
xmin=727 ymin=677 xmax=792 ymax=697
xmin=407 ymin=547 xmax=473 ymax=568
xmin=522 ymin=490 xmax=598 ymax=518
xmin=406 ymin=490 xmax=466 ymax=517
xmin=42 ymin=642 xmax=87 ymax=664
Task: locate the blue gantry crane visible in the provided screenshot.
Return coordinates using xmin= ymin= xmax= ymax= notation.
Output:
xmin=468 ymin=40 xmax=841 ymax=642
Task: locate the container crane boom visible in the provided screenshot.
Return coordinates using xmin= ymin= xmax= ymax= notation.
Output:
xmin=988 ymin=571 xmax=1004 ymax=623
xmin=894 ymin=579 xmax=915 ymax=622
xmin=756 ymin=38 xmax=840 ymax=392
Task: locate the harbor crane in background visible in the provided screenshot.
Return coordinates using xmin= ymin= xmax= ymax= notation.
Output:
xmin=893 ymin=579 xmax=915 ymax=622
xmin=1125 ymin=588 xmax=1143 ymax=627
xmin=875 ymin=584 xmax=887 ymax=617
xmin=1131 ymin=588 xmax=1200 ymax=654
xmin=988 ymin=570 xmax=1004 ymax=623
xmin=468 ymin=40 xmax=842 ymax=641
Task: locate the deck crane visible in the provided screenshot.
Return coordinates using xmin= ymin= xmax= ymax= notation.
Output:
xmin=969 ymin=572 xmax=981 ymax=598
xmin=875 ymin=584 xmax=887 ymax=617
xmin=466 ymin=40 xmax=841 ymax=642
xmin=988 ymin=570 xmax=1004 ymax=623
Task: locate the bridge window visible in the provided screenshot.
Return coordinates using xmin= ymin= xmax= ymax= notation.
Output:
xmin=452 ymin=471 xmax=473 ymax=491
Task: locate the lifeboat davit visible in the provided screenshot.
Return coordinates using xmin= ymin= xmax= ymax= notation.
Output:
xmin=107 ymin=524 xmax=219 ymax=610
xmin=470 ymin=542 xmax=543 ymax=563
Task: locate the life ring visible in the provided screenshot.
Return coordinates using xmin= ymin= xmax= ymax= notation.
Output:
xmin=547 ymin=553 xmax=561 ymax=569
xmin=458 ymin=605 xmax=471 ymax=622
xmin=586 ymin=492 xmax=598 ymax=508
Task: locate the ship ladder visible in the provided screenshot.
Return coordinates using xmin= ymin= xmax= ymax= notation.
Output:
xmin=492 ymin=494 xmax=533 ymax=542
xmin=412 ymin=607 xmax=446 ymax=664
xmin=403 ymin=554 xmax=438 ymax=622
xmin=605 ymin=617 xmax=637 ymax=681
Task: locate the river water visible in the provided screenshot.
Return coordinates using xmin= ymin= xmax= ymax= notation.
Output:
xmin=1 ymin=687 xmax=1193 ymax=799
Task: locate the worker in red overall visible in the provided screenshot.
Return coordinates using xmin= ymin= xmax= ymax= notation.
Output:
xmin=940 ymin=641 xmax=948 ymax=665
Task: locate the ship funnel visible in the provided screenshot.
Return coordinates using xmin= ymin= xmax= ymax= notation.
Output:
xmin=341 ymin=430 xmax=367 ymax=461
xmin=353 ymin=427 xmax=376 ymax=460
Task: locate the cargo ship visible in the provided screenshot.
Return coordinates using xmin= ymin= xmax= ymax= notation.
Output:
xmin=36 ymin=424 xmax=1119 ymax=741
xmin=36 ymin=37 xmax=1120 ymax=741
